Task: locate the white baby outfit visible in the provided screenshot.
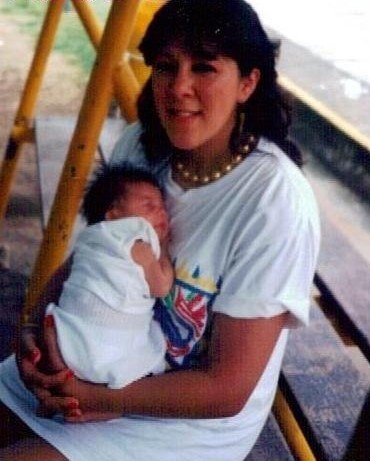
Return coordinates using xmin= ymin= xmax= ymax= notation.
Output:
xmin=46 ymin=216 xmax=166 ymax=389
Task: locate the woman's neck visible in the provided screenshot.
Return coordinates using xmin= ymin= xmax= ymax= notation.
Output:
xmin=173 ymin=144 xmax=232 ymax=173
xmin=171 ymin=133 xmax=257 ymax=189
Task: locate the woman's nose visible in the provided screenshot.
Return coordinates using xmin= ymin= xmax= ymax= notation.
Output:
xmin=169 ymin=67 xmax=194 ymax=97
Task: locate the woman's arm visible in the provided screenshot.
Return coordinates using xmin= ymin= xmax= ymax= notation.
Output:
xmin=39 ymin=311 xmax=288 ymax=421
xmin=21 ymin=256 xmax=73 ymax=328
xmin=17 ymin=257 xmax=73 ymax=389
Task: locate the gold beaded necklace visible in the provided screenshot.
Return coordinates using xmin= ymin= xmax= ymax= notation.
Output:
xmin=173 ymin=134 xmax=258 ymax=186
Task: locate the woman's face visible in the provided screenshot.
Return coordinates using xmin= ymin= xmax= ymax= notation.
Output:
xmin=151 ymin=44 xmax=259 ymax=157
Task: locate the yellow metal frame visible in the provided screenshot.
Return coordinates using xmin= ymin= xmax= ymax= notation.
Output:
xmin=0 ymin=0 xmax=163 ymax=317
xmin=71 ymin=0 xmax=140 ymax=121
xmin=0 ymin=0 xmax=162 ymax=227
xmin=0 ymin=0 xmax=66 ymax=223
xmin=273 ymin=389 xmax=316 ymax=460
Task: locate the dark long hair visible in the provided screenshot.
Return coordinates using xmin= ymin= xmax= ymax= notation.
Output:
xmin=137 ymin=0 xmax=302 ymax=167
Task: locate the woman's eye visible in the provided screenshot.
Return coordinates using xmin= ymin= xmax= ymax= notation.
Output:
xmin=192 ymin=62 xmax=216 ymax=73
xmin=153 ymin=61 xmax=176 ymax=74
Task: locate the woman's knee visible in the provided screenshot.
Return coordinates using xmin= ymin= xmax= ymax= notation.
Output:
xmin=0 ymin=437 xmax=68 ymax=460
xmin=0 ymin=403 xmax=34 ymax=447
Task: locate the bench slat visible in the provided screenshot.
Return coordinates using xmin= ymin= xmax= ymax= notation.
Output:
xmin=315 ymin=209 xmax=370 ymax=361
xmin=281 ymin=301 xmax=370 ymax=460
xmin=246 ymin=413 xmax=294 ymax=460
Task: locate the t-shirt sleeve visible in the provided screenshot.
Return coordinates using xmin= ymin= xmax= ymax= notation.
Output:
xmin=212 ymin=170 xmax=320 ymax=327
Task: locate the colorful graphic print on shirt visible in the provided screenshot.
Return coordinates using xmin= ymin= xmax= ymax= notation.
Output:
xmin=154 ymin=261 xmax=222 ymax=369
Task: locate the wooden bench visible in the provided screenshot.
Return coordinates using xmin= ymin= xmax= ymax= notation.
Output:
xmin=276 ymin=201 xmax=370 ymax=460
xmin=315 ymin=214 xmax=370 ymax=361
xmin=6 ymin=116 xmax=370 ymax=460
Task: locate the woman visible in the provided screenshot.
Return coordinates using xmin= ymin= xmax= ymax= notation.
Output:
xmin=0 ymin=0 xmax=320 ymax=459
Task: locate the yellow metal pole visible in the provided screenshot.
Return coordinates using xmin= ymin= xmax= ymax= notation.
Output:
xmin=273 ymin=389 xmax=316 ymax=461
xmin=112 ymin=61 xmax=141 ymax=122
xmin=70 ymin=0 xmax=140 ymax=121
xmin=71 ymin=0 xmax=165 ymax=116
xmin=127 ymin=0 xmax=164 ymax=86
xmin=23 ymin=0 xmax=142 ymax=320
xmin=0 ymin=0 xmax=65 ymax=224
xmin=69 ymin=0 xmax=102 ymax=46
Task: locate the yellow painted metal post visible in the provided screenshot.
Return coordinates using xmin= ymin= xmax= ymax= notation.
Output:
xmin=71 ymin=0 xmax=165 ymax=118
xmin=70 ymin=0 xmax=140 ymax=122
xmin=111 ymin=61 xmax=141 ymax=122
xmin=127 ymin=0 xmax=164 ymax=86
xmin=0 ymin=0 xmax=65 ymax=224
xmin=273 ymin=389 xmax=316 ymax=460
xmin=23 ymin=0 xmax=141 ymax=320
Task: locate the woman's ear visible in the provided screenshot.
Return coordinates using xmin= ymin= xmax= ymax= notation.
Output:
xmin=238 ymin=68 xmax=261 ymax=103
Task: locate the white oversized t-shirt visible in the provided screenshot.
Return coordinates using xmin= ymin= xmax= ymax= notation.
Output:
xmin=0 ymin=122 xmax=320 ymax=461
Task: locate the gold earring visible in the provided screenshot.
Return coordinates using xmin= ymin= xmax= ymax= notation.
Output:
xmin=238 ymin=112 xmax=245 ymax=139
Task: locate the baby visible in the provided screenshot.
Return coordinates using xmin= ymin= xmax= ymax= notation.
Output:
xmin=46 ymin=164 xmax=173 ymax=389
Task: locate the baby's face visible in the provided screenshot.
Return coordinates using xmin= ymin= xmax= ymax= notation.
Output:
xmin=106 ymin=182 xmax=169 ymax=242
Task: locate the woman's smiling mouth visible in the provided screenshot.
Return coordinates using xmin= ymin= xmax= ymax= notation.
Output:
xmin=167 ymin=108 xmax=201 ymax=118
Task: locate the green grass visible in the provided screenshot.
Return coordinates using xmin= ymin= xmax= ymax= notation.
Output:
xmin=0 ymin=0 xmax=111 ymax=74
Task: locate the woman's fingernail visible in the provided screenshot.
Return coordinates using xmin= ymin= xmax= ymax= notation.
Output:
xmin=65 ymin=369 xmax=74 ymax=380
xmin=67 ymin=408 xmax=82 ymax=418
xmin=44 ymin=315 xmax=54 ymax=328
xmin=67 ymin=400 xmax=79 ymax=410
xmin=28 ymin=349 xmax=40 ymax=364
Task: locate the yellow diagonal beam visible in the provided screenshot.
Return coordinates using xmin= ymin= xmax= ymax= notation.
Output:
xmin=273 ymin=389 xmax=316 ymax=461
xmin=70 ymin=0 xmax=140 ymax=122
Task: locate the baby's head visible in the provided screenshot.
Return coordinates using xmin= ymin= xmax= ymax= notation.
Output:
xmin=82 ymin=164 xmax=169 ymax=242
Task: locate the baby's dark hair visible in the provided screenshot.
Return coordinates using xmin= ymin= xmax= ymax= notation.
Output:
xmin=82 ymin=163 xmax=161 ymax=225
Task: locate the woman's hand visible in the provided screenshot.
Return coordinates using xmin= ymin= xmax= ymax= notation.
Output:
xmin=35 ymin=316 xmax=123 ymax=423
xmin=16 ymin=257 xmax=74 ymax=396
xmin=16 ymin=319 xmax=71 ymax=393
xmin=38 ymin=375 xmax=122 ymax=423
xmin=16 ymin=314 xmax=75 ymax=419
xmin=17 ymin=317 xmax=117 ymax=422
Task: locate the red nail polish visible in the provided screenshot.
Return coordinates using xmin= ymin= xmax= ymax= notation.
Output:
xmin=65 ymin=369 xmax=74 ymax=380
xmin=27 ymin=350 xmax=38 ymax=364
xmin=67 ymin=400 xmax=79 ymax=410
xmin=67 ymin=408 xmax=82 ymax=418
xmin=44 ymin=315 xmax=54 ymax=328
